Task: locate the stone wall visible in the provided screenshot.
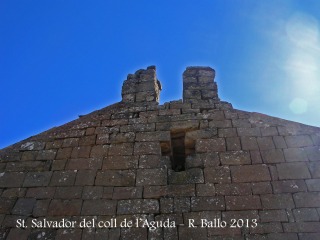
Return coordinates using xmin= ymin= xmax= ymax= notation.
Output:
xmin=0 ymin=66 xmax=319 ymax=239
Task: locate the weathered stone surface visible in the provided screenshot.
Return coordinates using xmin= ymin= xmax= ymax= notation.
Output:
xmin=1 ymin=65 xmax=320 ymax=239
xmin=117 ymin=199 xmax=159 ymax=214
xmin=168 ymin=168 xmax=204 ymax=185
xmin=231 ymin=165 xmax=271 ymax=182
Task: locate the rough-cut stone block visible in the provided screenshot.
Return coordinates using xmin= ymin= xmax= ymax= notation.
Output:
xmin=0 ymin=198 xmax=17 ymax=214
xmin=273 ymin=136 xmax=287 ymax=149
xmin=218 ymin=128 xmax=237 ymax=137
xmin=36 ymin=150 xmax=56 ymax=160
xmin=293 ymin=192 xmax=320 ymax=208
xmin=226 ymin=195 xmax=261 ymax=210
xmin=261 ymin=149 xmax=285 ymax=163
xmin=47 ymin=199 xmax=82 ymax=216
xmin=196 ymin=183 xmax=215 ymax=196
xmin=252 ymin=182 xmax=272 ymax=194
xmin=79 ymin=135 xmax=96 ymax=146
xmin=237 ymin=127 xmax=260 ymax=136
xmin=50 ymin=171 xmax=76 ymax=186
xmin=179 ymin=227 xmax=208 ymax=239
xmin=285 ymin=135 xmax=313 ymax=148
xmin=272 ymin=180 xmax=307 ymax=193
xmin=66 ymin=157 xmax=102 ymax=170
xmin=293 ymin=208 xmax=319 ymax=222
xmin=305 ymin=146 xmax=320 ymax=161
xmin=117 ymin=199 xmax=159 ymax=214
xmin=259 ymin=210 xmax=288 ymax=222
xmin=283 ymin=148 xmax=308 ymax=162
xmin=120 ymin=228 xmax=147 ymax=240
xmin=215 ymin=183 xmax=251 ymax=195
xmin=71 ymin=146 xmax=91 ymax=158
xmin=196 ymin=138 xmax=226 ymax=152
xmin=261 ymin=194 xmax=295 ymax=209
xmin=283 ymin=222 xmax=320 ymax=233
xmin=120 ymin=123 xmax=155 ymax=132
xmin=0 ymin=172 xmax=25 ymax=188
xmin=54 ymin=186 xmax=82 ymax=199
xmin=306 ymin=179 xmax=320 ymax=191
xmin=12 ymin=198 xmax=36 ymax=215
xmin=241 ymin=137 xmax=259 ymax=150
xmin=144 ymin=185 xmax=195 ymax=198
xmin=134 ymin=142 xmax=161 ymax=155
xmin=191 ymin=196 xmax=225 ymax=211
xmin=277 ymin=162 xmax=311 ymax=180
xmin=204 ymin=166 xmax=231 ymax=183
xmin=82 ymin=200 xmax=116 ymax=215
xmin=108 ymin=143 xmax=133 ymax=156
xmin=56 ymin=148 xmax=73 ymax=160
xmin=62 ymin=138 xmax=79 ymax=148
xmin=136 ymin=168 xmax=167 ymax=186
xmin=168 ymin=168 xmax=204 ymax=185
xmin=226 ymin=137 xmax=241 ymax=151
xmin=220 ymin=150 xmax=251 ymax=165
xmin=26 ymin=187 xmax=55 ymax=199
xmin=75 ymin=170 xmax=96 ymax=186
xmin=174 ymin=197 xmax=190 ymax=213
xmin=257 ymin=137 xmax=275 ymax=150
xmin=82 ymin=186 xmax=103 ymax=199
xmin=112 ymin=187 xmax=142 ymax=199
xmin=95 ymin=170 xmax=135 ymax=186
xmin=231 ymin=165 xmax=271 ymax=182
xmin=20 ymin=141 xmax=45 ymax=151
xmin=260 ymin=127 xmax=278 ymax=136
xmin=90 ymin=145 xmax=109 ymax=157
xmin=23 ymin=171 xmax=52 ymax=187
xmin=139 ymin=155 xmax=171 ymax=169
xmin=308 ymin=162 xmax=320 ymax=178
xmin=135 ymin=131 xmax=170 ymax=142
xmin=103 ymin=155 xmax=138 ymax=170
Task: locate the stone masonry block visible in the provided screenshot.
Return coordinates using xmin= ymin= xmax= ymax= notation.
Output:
xmin=241 ymin=136 xmax=259 ymax=151
xmin=103 ymin=155 xmax=138 ymax=170
xmin=285 ymin=135 xmax=313 ymax=148
xmin=261 ymin=194 xmax=295 ymax=209
xmin=277 ymin=162 xmax=311 ymax=180
xmin=204 ymin=166 xmax=231 ymax=183
xmin=272 ymin=180 xmax=307 ymax=193
xmin=261 ymin=149 xmax=285 ymax=163
xmin=82 ymin=200 xmax=116 ymax=215
xmin=0 ymin=172 xmax=25 ymax=188
xmin=112 ymin=187 xmax=142 ymax=199
xmin=12 ymin=198 xmax=36 ymax=215
xmin=108 ymin=143 xmax=133 ymax=156
xmin=294 ymin=192 xmax=320 ymax=208
xmin=196 ymin=138 xmax=226 ymax=152
xmin=23 ymin=171 xmax=52 ymax=187
xmin=47 ymin=199 xmax=82 ymax=216
xmin=226 ymin=196 xmax=261 ymax=210
xmin=50 ymin=171 xmax=76 ymax=186
xmin=283 ymin=148 xmax=308 ymax=162
xmin=191 ymin=196 xmax=225 ymax=211
xmin=117 ymin=199 xmax=159 ymax=214
xmin=220 ymin=150 xmax=251 ymax=165
xmin=231 ymin=164 xmax=271 ymax=182
xmin=136 ymin=168 xmax=167 ymax=186
xmin=134 ymin=142 xmax=161 ymax=155
xmin=66 ymin=157 xmax=102 ymax=170
xmin=95 ymin=170 xmax=135 ymax=186
xmin=257 ymin=137 xmax=275 ymax=150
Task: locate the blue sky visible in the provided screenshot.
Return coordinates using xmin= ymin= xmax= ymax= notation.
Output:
xmin=1 ymin=0 xmax=320 ymax=149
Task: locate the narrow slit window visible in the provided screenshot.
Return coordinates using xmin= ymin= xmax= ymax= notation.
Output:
xmin=171 ymin=132 xmax=186 ymax=172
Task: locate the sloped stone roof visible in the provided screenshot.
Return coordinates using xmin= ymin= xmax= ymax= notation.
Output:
xmin=0 ymin=66 xmax=320 ymax=239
